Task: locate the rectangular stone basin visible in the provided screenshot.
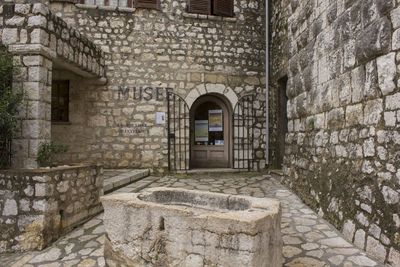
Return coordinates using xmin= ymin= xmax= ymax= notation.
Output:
xmin=101 ymin=187 xmax=282 ymax=267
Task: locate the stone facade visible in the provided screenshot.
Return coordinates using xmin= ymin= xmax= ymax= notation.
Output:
xmin=270 ymin=0 xmax=400 ymax=265
xmin=0 ymin=164 xmax=103 ymax=253
xmin=47 ymin=0 xmax=266 ymax=172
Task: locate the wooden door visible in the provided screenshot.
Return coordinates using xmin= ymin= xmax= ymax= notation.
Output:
xmin=190 ymin=96 xmax=231 ymax=168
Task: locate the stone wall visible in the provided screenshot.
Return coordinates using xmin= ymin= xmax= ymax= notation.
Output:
xmin=0 ymin=164 xmax=103 ymax=253
xmin=269 ymin=0 xmax=290 ymax=167
xmin=48 ymin=0 xmax=267 ymax=172
xmin=277 ymin=0 xmax=400 ymax=265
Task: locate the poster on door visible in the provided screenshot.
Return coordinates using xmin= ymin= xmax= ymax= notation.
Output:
xmin=209 ymin=109 xmax=223 ymax=132
xmin=195 ymin=120 xmax=209 ymax=142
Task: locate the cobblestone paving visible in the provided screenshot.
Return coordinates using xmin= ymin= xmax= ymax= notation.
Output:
xmin=0 ymin=173 xmax=385 ymax=267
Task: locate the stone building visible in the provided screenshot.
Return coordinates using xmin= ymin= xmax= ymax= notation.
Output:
xmin=270 ymin=0 xmax=400 ymax=265
xmin=1 ymin=0 xmax=400 ymax=266
xmin=1 ymin=0 xmax=267 ymax=173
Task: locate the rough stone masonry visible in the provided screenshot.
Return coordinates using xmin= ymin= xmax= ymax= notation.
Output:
xmin=48 ymin=0 xmax=267 ymax=173
xmin=101 ymin=187 xmax=282 ymax=267
xmin=270 ymin=0 xmax=400 ymax=265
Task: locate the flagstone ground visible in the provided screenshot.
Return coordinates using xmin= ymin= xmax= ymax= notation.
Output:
xmin=0 ymin=173 xmax=385 ymax=267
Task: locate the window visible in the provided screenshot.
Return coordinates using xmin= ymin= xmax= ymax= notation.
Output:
xmin=188 ymin=0 xmax=234 ymax=17
xmin=51 ymin=81 xmax=69 ymax=123
xmin=78 ymin=0 xmax=160 ymax=9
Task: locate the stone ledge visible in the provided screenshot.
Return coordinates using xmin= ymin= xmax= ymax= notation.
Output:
xmin=75 ymin=4 xmax=136 ymax=13
xmin=50 ymin=0 xmax=78 ymax=3
xmin=0 ymin=163 xmax=102 ymax=174
xmin=182 ymin=12 xmax=237 ymax=22
xmin=8 ymin=44 xmax=57 ymax=60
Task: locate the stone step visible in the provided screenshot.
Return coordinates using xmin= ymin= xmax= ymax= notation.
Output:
xmin=269 ymin=169 xmax=283 ymax=176
xmin=103 ymin=169 xmax=150 ymax=194
xmin=177 ymin=168 xmax=244 ymax=174
xmin=107 ymin=176 xmax=160 ymax=195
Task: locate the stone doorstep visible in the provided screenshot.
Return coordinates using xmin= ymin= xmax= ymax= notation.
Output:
xmin=179 ymin=168 xmax=245 ymax=174
xmin=109 ymin=176 xmax=160 ymax=195
xmin=103 ymin=169 xmax=150 ymax=193
xmin=269 ymin=169 xmax=284 ymax=176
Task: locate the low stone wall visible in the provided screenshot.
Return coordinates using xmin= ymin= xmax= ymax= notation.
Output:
xmin=0 ymin=164 xmax=103 ymax=253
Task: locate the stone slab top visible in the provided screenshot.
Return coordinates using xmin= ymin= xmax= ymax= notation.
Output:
xmin=0 ymin=163 xmax=102 ymax=174
xmin=101 ymin=187 xmax=281 ymax=234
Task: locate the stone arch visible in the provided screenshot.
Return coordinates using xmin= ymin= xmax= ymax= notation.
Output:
xmin=185 ymin=84 xmax=238 ymax=110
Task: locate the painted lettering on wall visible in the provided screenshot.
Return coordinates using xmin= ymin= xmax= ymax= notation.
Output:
xmin=117 ymin=122 xmax=149 ymax=135
xmin=118 ymin=86 xmax=173 ymax=101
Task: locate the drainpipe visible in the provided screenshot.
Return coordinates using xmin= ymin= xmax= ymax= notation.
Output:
xmin=265 ymin=0 xmax=269 ymax=167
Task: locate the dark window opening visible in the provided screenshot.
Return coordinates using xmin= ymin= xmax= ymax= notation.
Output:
xmin=135 ymin=0 xmax=160 ymax=9
xmin=51 ymin=81 xmax=70 ymax=123
xmin=188 ymin=0 xmax=234 ymax=17
xmin=277 ymin=76 xmax=288 ymax=168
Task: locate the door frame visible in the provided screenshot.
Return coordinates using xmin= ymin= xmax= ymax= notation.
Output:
xmin=189 ymin=94 xmax=233 ymax=169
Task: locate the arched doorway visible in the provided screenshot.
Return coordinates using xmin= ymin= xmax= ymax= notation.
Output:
xmin=190 ymin=94 xmax=232 ymax=168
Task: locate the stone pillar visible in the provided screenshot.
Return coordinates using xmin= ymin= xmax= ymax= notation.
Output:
xmin=12 ymin=54 xmax=52 ymax=169
xmin=1 ymin=3 xmax=53 ymax=168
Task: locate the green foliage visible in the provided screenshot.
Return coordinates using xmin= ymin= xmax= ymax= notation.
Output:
xmin=37 ymin=142 xmax=68 ymax=167
xmin=0 ymin=45 xmax=23 ymax=169
xmin=0 ymin=45 xmax=22 ymax=137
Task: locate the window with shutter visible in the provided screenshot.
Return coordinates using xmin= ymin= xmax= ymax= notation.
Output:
xmin=135 ymin=0 xmax=161 ymax=9
xmin=213 ymin=0 xmax=234 ymax=17
xmin=188 ymin=0 xmax=211 ymax=15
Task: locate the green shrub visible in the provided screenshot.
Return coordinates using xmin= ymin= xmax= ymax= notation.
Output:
xmin=0 ymin=45 xmax=23 ymax=169
xmin=37 ymin=142 xmax=68 ymax=167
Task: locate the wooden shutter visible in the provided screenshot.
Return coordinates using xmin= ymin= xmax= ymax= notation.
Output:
xmin=188 ymin=0 xmax=211 ymax=15
xmin=135 ymin=0 xmax=160 ymax=9
xmin=213 ymin=0 xmax=234 ymax=17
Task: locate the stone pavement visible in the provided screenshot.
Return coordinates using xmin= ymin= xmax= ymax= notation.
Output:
xmin=0 ymin=173 xmax=385 ymax=267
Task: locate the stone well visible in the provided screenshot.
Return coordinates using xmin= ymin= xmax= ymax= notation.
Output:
xmin=101 ymin=187 xmax=282 ymax=267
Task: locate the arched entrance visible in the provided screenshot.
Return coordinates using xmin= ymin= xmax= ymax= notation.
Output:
xmin=190 ymin=94 xmax=232 ymax=168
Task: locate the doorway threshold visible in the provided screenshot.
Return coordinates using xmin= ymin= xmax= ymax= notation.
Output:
xmin=177 ymin=168 xmax=246 ymax=174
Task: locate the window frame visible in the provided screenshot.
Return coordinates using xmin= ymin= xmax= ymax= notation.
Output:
xmin=187 ymin=0 xmax=234 ymax=17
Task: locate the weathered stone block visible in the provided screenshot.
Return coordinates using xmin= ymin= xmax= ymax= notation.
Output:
xmin=355 ymin=17 xmax=391 ymax=63
xmin=346 ymin=104 xmax=363 ymax=126
xmin=381 ymin=186 xmax=399 ymax=204
xmin=376 ymin=53 xmax=396 ymax=95
xmin=14 ymin=4 xmax=31 ymax=15
xmin=363 ymin=99 xmax=383 ymax=125
xmin=2 ymin=28 xmax=18 ymax=45
xmin=6 ymin=16 xmax=25 ymax=26
xmin=351 ymin=65 xmax=365 ymax=103
xmin=385 ymin=92 xmax=400 ymax=110
xmin=392 ymin=28 xmax=400 ymax=50
xmin=2 ymin=199 xmax=18 ymax=216
xmin=102 ymin=188 xmax=282 ymax=267
xmin=27 ymin=15 xmax=47 ymax=28
xmin=366 ymin=236 xmax=387 ymax=263
xmin=388 ymin=248 xmax=400 ymax=267
xmin=364 ymin=60 xmax=379 ymax=99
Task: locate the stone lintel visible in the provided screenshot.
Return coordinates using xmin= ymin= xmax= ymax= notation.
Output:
xmin=9 ymin=44 xmax=107 ymax=81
